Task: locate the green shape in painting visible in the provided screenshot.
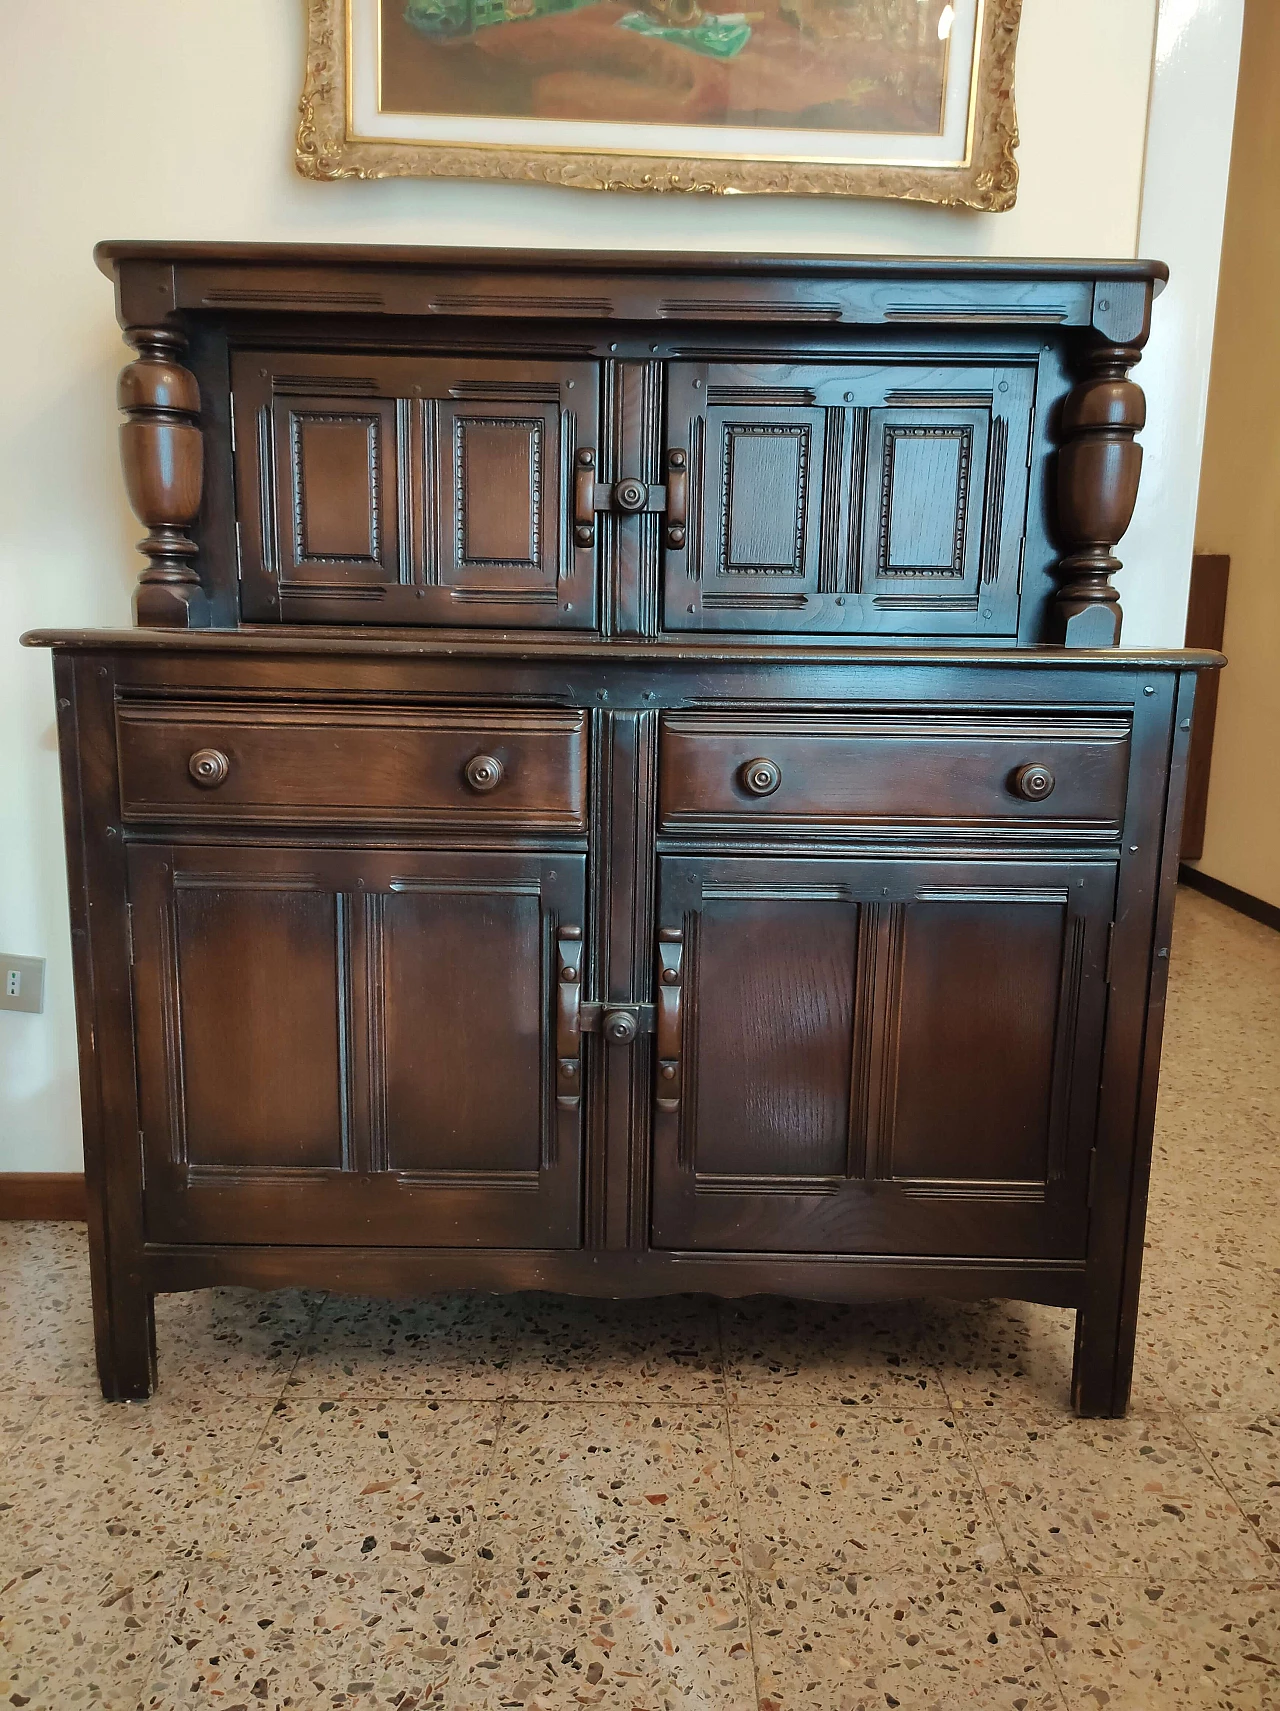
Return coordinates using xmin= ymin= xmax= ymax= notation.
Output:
xmin=405 ymin=0 xmax=601 ymax=39
xmin=617 ymin=9 xmax=751 ymax=57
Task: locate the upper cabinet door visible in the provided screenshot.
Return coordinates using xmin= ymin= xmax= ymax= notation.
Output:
xmin=233 ymin=352 xmax=600 ymax=628
xmin=663 ymin=361 xmax=1035 ymax=637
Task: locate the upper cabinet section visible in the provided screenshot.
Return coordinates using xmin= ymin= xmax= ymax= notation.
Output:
xmin=665 ymin=361 xmax=1034 ymax=637
xmin=95 ymin=243 xmax=1165 ymax=643
xmin=232 ymin=353 xmax=599 ymax=628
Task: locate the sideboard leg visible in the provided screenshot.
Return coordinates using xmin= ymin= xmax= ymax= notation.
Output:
xmin=91 ymin=1265 xmax=157 ymax=1402
xmin=1070 ymin=1300 xmax=1135 ymax=1418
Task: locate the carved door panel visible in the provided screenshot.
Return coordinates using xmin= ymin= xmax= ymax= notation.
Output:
xmin=650 ymin=855 xmax=1114 ymax=1257
xmin=663 ymin=361 xmax=1034 ymax=636
xmin=129 ymin=845 xmax=585 ymax=1247
xmin=232 ymin=352 xmax=599 ymax=627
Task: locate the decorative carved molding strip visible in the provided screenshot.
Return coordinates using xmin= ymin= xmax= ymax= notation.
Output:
xmin=450 ymin=380 xmax=562 ymax=401
xmin=706 ymin=386 xmax=816 ymax=407
xmin=980 ymin=415 xmax=1010 ymax=587
xmin=659 ymin=299 xmax=844 ymax=321
xmin=432 ymin=294 xmax=615 ymax=316
xmin=883 ymin=307 xmax=1066 ymax=323
xmin=273 ymin=374 xmax=379 ymax=395
xmin=884 ymin=390 xmax=995 ymax=407
xmin=201 ymin=288 xmax=384 ymax=309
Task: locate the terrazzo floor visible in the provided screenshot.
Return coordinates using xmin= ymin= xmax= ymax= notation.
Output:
xmin=1 ymin=885 xmax=1277 ymax=1710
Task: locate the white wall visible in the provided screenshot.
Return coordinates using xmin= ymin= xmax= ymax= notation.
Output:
xmin=0 ymin=0 xmax=1240 ymax=1170
xmin=1124 ymin=0 xmax=1246 ymax=648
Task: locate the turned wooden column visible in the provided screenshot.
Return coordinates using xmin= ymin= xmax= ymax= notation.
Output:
xmin=1053 ymin=343 xmax=1146 ymax=647
xmin=117 ymin=327 xmax=206 ymax=628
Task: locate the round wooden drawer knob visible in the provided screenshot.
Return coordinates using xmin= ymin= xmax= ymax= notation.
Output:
xmin=740 ymin=757 xmax=782 ymax=797
xmin=188 ymin=748 xmax=230 ymax=788
xmin=464 ymin=754 xmax=504 ymax=793
xmin=1012 ymin=763 xmax=1056 ymax=801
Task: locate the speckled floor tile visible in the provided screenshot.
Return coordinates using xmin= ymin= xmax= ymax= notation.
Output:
xmin=721 ymin=1297 xmax=944 ymax=1410
xmin=150 ymin=1286 xmax=325 ymax=1400
xmin=923 ymin=1298 xmax=1178 ymax=1421
xmin=1 ymin=1394 xmax=270 ymax=1562
xmin=1181 ymin=1411 xmax=1280 ymax=1564
xmin=732 ymin=1408 xmax=1007 ymax=1581
xmin=1028 ymin=1579 xmax=1280 ymax=1711
xmin=0 ymin=1220 xmax=90 ymax=1276
xmin=505 ymin=1293 xmax=724 ymax=1402
xmin=1155 ymin=890 xmax=1280 ymax=1138
xmin=0 ymin=1552 xmax=177 ymax=1711
xmin=444 ymin=1562 xmax=755 ymax=1711
xmin=0 ymin=1391 xmax=44 ymax=1440
xmin=481 ymin=1404 xmax=739 ymax=1576
xmin=286 ymin=1293 xmax=519 ymax=1400
xmin=0 ymin=1238 xmax=98 ymax=1400
xmin=1143 ymin=1208 xmax=1280 ymax=1286
xmin=148 ymin=1556 xmax=470 ymax=1709
xmin=229 ymin=1398 xmax=499 ymax=1568
xmin=1138 ymin=1279 xmax=1280 ymax=1417
xmin=749 ymin=1570 xmax=1062 ymax=1711
xmin=964 ymin=1411 xmax=1271 ymax=1583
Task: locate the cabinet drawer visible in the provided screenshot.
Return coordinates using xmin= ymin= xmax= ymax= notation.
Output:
xmin=659 ymin=712 xmax=1130 ymax=839
xmin=117 ymin=706 xmax=587 ymax=831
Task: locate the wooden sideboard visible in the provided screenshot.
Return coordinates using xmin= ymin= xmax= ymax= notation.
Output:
xmin=25 ymin=243 xmax=1217 ymax=1416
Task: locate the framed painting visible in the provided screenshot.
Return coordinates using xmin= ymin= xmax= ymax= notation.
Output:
xmin=298 ymin=0 xmax=1021 ymax=205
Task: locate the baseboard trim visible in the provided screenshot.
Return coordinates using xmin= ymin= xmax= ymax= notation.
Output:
xmin=0 ymin=1173 xmax=87 ymax=1221
xmin=1179 ymin=866 xmax=1280 ymax=934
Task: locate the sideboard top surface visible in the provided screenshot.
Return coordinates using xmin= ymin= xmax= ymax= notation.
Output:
xmin=21 ymin=629 xmax=1221 ymax=671
xmin=95 ymin=240 xmax=1168 ymax=288
xmin=94 ymin=241 xmax=1167 ymax=349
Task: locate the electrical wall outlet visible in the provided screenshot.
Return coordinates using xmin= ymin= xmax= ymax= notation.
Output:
xmin=0 ymin=955 xmax=45 ymax=1014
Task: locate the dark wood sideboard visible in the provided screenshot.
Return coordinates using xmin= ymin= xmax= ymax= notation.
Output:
xmin=25 ymin=243 xmax=1218 ymax=1415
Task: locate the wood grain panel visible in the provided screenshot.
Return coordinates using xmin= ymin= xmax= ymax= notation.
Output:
xmin=156 ymin=876 xmax=345 ymax=1171
xmin=878 ymin=422 xmax=973 ymax=575
xmin=439 ymin=405 xmax=555 ymax=592
xmin=278 ymin=399 xmax=398 ymax=584
xmin=380 ymin=885 xmax=545 ymax=1176
xmin=294 ymin=415 xmax=380 ymax=560
xmin=886 ymin=898 xmax=1064 ymax=1183
xmin=453 ymin=417 xmax=540 ymax=566
xmin=691 ymin=895 xmax=859 ymax=1180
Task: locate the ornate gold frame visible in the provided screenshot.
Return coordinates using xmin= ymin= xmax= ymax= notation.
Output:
xmin=297 ymin=0 xmax=1021 ymax=207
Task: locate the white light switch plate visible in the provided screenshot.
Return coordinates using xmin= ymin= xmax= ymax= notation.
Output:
xmin=0 ymin=955 xmax=45 ymax=1014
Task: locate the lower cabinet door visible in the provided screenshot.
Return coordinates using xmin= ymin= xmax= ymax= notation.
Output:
xmin=128 ymin=845 xmax=586 ymax=1247
xmin=650 ymin=855 xmax=1116 ymax=1258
